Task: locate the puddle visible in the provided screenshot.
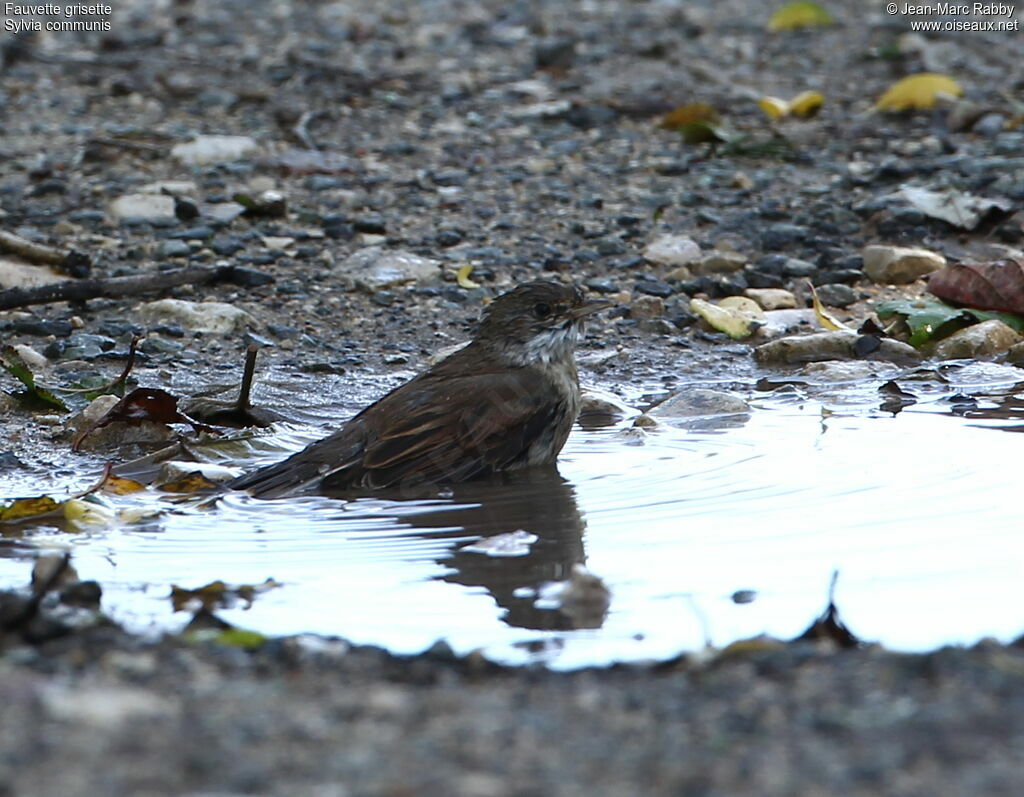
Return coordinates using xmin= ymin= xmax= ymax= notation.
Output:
xmin=3 ymin=364 xmax=1024 ymax=669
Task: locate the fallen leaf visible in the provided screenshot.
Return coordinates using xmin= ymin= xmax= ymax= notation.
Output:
xmin=0 ymin=346 xmax=68 ymax=411
xmin=758 ymin=96 xmax=790 ymax=121
xmin=768 ymin=1 xmax=833 ymax=31
xmin=928 ymin=259 xmax=1024 ymax=315
xmin=171 ymin=577 xmax=281 ymax=612
xmin=788 ymin=90 xmax=825 ymax=118
xmin=0 ymin=495 xmax=61 ymax=522
xmin=660 ymin=102 xmax=720 ymax=129
xmin=876 ymin=295 xmax=1024 ymax=347
xmin=98 ymin=471 xmax=147 ymax=495
xmin=156 ymin=471 xmax=221 ymax=493
xmin=896 ymin=185 xmax=1012 ymax=230
xmin=455 ymin=264 xmax=479 ymax=289
xmin=808 ymin=281 xmax=851 ymax=330
xmin=73 ymin=387 xmax=219 ymax=451
xmin=691 ymin=297 xmax=764 ymax=339
xmin=875 ymin=73 xmax=963 ymax=111
xmin=63 ymin=497 xmax=116 ymax=528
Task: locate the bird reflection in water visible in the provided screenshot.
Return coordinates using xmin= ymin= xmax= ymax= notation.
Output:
xmin=325 ymin=469 xmax=609 ymax=632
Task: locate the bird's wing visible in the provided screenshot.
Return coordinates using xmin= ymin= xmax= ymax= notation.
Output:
xmin=330 ymin=368 xmax=571 ymax=489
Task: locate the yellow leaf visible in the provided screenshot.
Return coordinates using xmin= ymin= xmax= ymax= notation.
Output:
xmin=768 ymin=2 xmax=833 ymax=31
xmin=660 ymin=102 xmax=719 ymax=130
xmin=99 ymin=472 xmax=146 ymax=495
xmin=455 ymin=264 xmax=479 ymax=289
xmin=0 ymin=495 xmax=60 ymax=522
xmin=758 ymin=96 xmax=790 ymax=121
xmin=808 ymin=281 xmax=850 ymax=331
xmin=789 ymin=90 xmax=825 ymax=118
xmin=875 ymin=73 xmax=963 ymax=112
xmin=63 ymin=498 xmax=116 ymax=528
xmin=690 ymin=298 xmax=763 ymax=340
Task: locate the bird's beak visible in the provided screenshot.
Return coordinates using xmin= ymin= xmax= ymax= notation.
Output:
xmin=570 ymin=298 xmax=614 ymax=319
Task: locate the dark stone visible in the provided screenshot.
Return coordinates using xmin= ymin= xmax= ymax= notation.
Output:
xmin=758 ymin=199 xmax=789 ymax=220
xmin=12 ymin=319 xmax=73 ymax=338
xmin=354 ymin=214 xmax=387 ymax=234
xmin=596 ymin=238 xmax=628 ymax=256
xmin=585 ymin=277 xmax=619 ymax=294
xmin=60 ymin=581 xmax=102 ymax=608
xmin=781 ymin=258 xmax=819 ymax=278
xmin=267 ymin=324 xmax=300 ymax=339
xmin=371 ymin=290 xmax=396 ymax=307
xmin=229 ymin=266 xmax=276 ymax=286
xmin=174 ymin=196 xmax=199 ymax=221
xmin=744 ymin=268 xmax=785 ymax=289
xmin=211 ymin=237 xmax=244 ymax=256
xmin=0 ymin=451 xmax=26 ymax=470
xmin=814 ymin=269 xmax=863 ymax=285
xmin=814 ymin=283 xmax=858 ymax=308
xmin=634 ymin=280 xmax=674 ymax=298
xmin=755 ymin=254 xmax=789 ymax=275
xmin=436 ymin=229 xmax=464 ymax=247
xmin=307 ymin=176 xmax=348 ymax=191
xmin=172 ymin=226 xmax=214 ymax=240
xmin=242 ymin=332 xmax=274 ymax=348
xmin=565 ymin=104 xmax=618 ymax=129
xmin=323 ymin=222 xmax=355 ymax=240
xmin=432 ymin=170 xmax=468 ymax=187
xmin=534 ymin=37 xmax=576 ymax=70
xmin=760 ymin=224 xmax=809 ymax=250
xmin=151 ymin=324 xmax=186 ymax=338
xmin=158 ymin=240 xmax=191 ymax=258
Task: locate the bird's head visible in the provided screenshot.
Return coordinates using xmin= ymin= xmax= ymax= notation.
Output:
xmin=477 ymin=281 xmax=612 ymax=364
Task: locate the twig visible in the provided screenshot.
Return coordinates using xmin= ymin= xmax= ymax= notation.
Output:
xmin=237 ymin=345 xmax=258 ymax=411
xmin=50 ymin=335 xmax=140 ymax=394
xmin=0 ymin=265 xmax=269 ymax=311
xmin=0 ymin=229 xmax=91 ymax=276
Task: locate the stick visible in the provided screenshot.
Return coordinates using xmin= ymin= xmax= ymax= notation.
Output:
xmin=0 ymin=265 xmax=268 ymax=311
xmin=0 ymin=229 xmax=91 ymax=276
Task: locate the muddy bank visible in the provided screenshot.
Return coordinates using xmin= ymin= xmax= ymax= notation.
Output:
xmin=1 ymin=622 xmax=1023 ymax=796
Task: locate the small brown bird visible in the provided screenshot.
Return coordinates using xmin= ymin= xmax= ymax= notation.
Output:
xmin=230 ymin=281 xmax=611 ymax=497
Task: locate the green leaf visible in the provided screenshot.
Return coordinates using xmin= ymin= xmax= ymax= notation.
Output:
xmin=0 ymin=346 xmax=68 ymax=411
xmin=768 ymin=2 xmax=833 ymax=31
xmin=876 ymin=297 xmax=1024 ymax=347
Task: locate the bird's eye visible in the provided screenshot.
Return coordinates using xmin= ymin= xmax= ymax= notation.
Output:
xmin=534 ymin=302 xmax=551 ymax=319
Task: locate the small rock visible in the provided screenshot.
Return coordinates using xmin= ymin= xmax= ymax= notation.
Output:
xmin=781 ymin=258 xmax=818 ymax=278
xmin=10 ymin=343 xmax=49 ymax=371
xmin=171 ymin=135 xmax=258 ymax=166
xmin=157 ymin=240 xmax=191 ymax=258
xmin=140 ymin=336 xmax=185 ymax=356
xmin=12 ymin=319 xmax=73 ymax=338
xmin=862 ymin=244 xmax=946 ymax=284
xmin=630 ymin=295 xmax=664 ymax=320
xmin=761 ymin=224 xmax=809 ymax=250
xmin=0 ymin=257 xmax=64 ymax=289
xmin=931 ymin=320 xmax=1023 ymax=360
xmin=744 ymin=288 xmax=796 ymax=311
xmin=109 ymin=194 xmax=177 ymax=226
xmin=801 ymin=361 xmax=897 ymax=382
xmin=334 ymin=247 xmax=440 ymax=291
xmin=814 ymin=283 xmax=858 ymax=308
xmin=354 ymin=214 xmax=387 ymax=234
xmin=643 ymin=235 xmax=701 ymax=269
xmin=585 ymin=277 xmax=619 ymax=294
xmin=634 ymin=280 xmax=674 ymax=298
xmin=755 ymin=331 xmax=920 ymax=365
xmin=137 ymin=299 xmax=253 ymax=335
xmin=648 ymin=389 xmax=751 ymax=418
xmin=695 ymin=250 xmax=747 ymax=275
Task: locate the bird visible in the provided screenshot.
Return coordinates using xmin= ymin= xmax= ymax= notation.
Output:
xmin=229 ymin=280 xmax=612 ymax=498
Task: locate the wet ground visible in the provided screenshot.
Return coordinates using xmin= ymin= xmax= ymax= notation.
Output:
xmin=4 ymin=0 xmax=1024 ymax=792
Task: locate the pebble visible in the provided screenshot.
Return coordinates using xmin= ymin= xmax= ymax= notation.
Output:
xmin=630 ymin=295 xmax=665 ymax=320
xmin=744 ymin=288 xmax=797 ymax=311
xmin=696 ymin=251 xmax=747 ymax=275
xmin=760 ymin=224 xmax=809 ymax=250
xmin=335 ymin=247 xmax=441 ymax=291
xmin=781 ymin=258 xmax=818 ymax=278
xmin=643 ymin=235 xmax=701 ymax=268
xmin=862 ymin=245 xmax=946 ymax=284
xmin=354 ymin=214 xmax=387 ymax=234
xmin=634 ymin=280 xmax=674 ymax=298
xmin=585 ymin=277 xmax=619 ymax=294
xmin=648 ymin=389 xmax=751 ymax=419
xmin=157 ymin=240 xmax=192 ymax=258
xmin=109 ymin=194 xmax=177 ymax=226
xmin=171 ymin=135 xmax=258 ymax=166
xmin=137 ymin=299 xmax=254 ymax=335
xmin=814 ymin=284 xmax=857 ymax=308
xmin=931 ymin=320 xmax=1022 ymax=360
xmin=754 ymin=331 xmax=920 ymax=365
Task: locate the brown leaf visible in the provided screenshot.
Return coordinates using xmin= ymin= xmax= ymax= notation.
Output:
xmin=929 ymin=258 xmax=1024 ymax=315
xmin=73 ymin=388 xmax=219 ymax=451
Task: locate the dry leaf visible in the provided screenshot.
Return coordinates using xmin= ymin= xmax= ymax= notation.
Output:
xmin=875 ymin=73 xmax=963 ymax=111
xmin=808 ymin=281 xmax=851 ymax=330
xmin=758 ymin=96 xmax=790 ymax=121
xmin=691 ymin=297 xmax=764 ymax=339
xmin=455 ymin=264 xmax=479 ymax=289
xmin=788 ymin=90 xmax=824 ymax=118
xmin=0 ymin=496 xmax=61 ymax=522
xmin=768 ymin=2 xmax=833 ymax=31
xmin=660 ymin=102 xmax=720 ymax=130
